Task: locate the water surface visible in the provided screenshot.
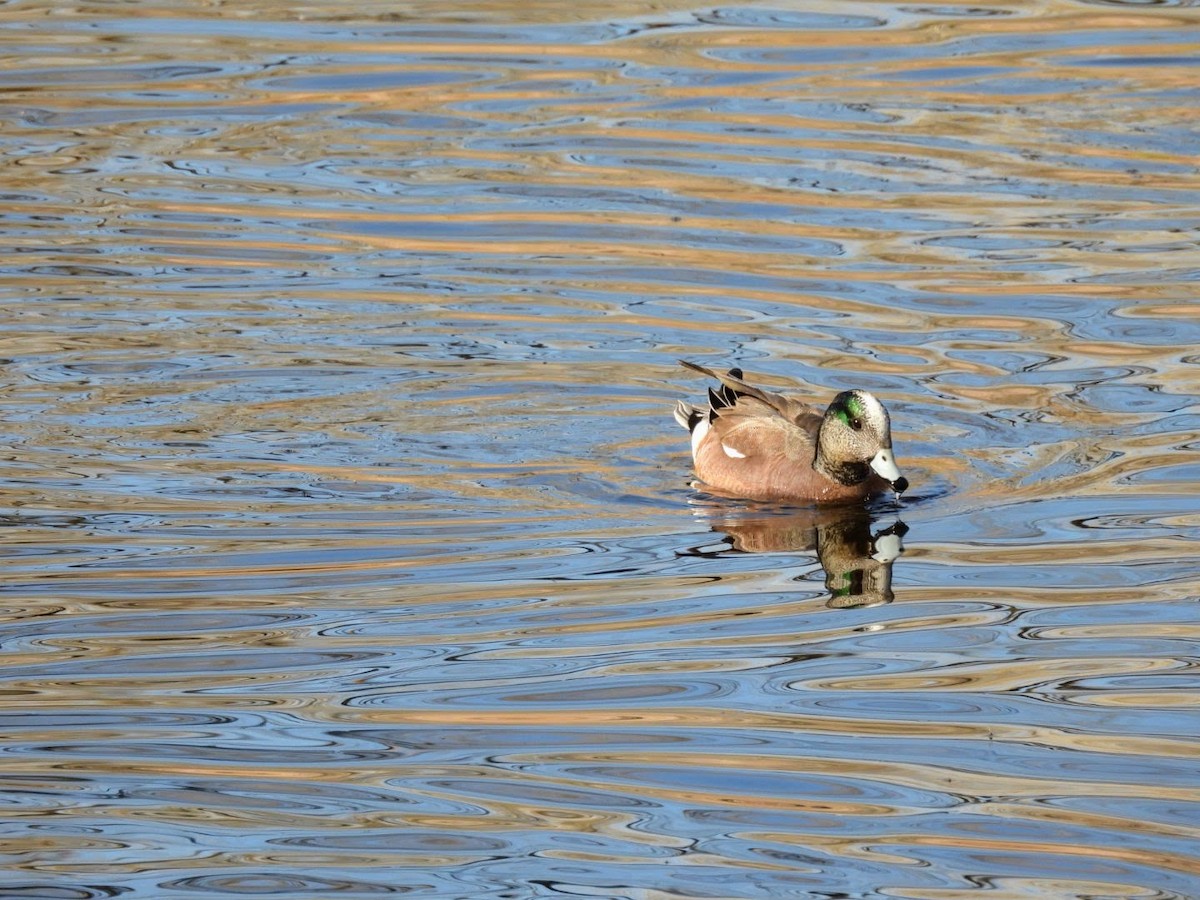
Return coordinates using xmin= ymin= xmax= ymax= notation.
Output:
xmin=3 ymin=1 xmax=1200 ymax=897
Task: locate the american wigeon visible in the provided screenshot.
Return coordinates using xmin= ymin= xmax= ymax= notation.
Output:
xmin=674 ymin=360 xmax=909 ymax=504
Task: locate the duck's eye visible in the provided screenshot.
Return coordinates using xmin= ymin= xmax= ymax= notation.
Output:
xmin=850 ymin=417 xmax=863 ymax=431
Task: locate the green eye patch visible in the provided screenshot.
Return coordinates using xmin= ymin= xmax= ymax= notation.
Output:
xmin=832 ymin=393 xmax=865 ymax=425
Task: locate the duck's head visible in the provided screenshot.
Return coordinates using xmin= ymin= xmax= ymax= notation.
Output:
xmin=817 ymin=390 xmax=909 ymax=494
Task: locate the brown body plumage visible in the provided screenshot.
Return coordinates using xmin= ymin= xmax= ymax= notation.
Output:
xmin=674 ymin=360 xmax=908 ymax=504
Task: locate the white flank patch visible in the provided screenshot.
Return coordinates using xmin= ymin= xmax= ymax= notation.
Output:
xmin=721 ymin=442 xmax=746 ymax=459
xmin=690 ymin=419 xmax=710 ymax=458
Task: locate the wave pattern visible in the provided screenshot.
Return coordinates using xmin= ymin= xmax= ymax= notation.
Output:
xmin=2 ymin=1 xmax=1199 ymax=897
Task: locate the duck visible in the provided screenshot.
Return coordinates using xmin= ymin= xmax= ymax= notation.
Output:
xmin=673 ymin=360 xmax=908 ymax=504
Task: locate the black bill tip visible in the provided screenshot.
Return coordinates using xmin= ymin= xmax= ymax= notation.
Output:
xmin=891 ymin=476 xmax=909 ymax=495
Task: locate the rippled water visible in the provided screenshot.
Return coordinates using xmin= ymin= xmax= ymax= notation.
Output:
xmin=3 ymin=1 xmax=1200 ymax=897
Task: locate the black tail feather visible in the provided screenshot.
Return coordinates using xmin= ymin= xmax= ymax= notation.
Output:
xmin=707 ymin=383 xmax=742 ymax=416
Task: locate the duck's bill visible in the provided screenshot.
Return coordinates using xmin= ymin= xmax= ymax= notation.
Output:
xmin=869 ymin=448 xmax=908 ymax=494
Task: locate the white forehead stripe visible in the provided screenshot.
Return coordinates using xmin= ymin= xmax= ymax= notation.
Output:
xmin=851 ymin=391 xmax=888 ymax=421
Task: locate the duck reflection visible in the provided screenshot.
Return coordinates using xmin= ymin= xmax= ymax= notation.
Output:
xmin=698 ymin=505 xmax=907 ymax=608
